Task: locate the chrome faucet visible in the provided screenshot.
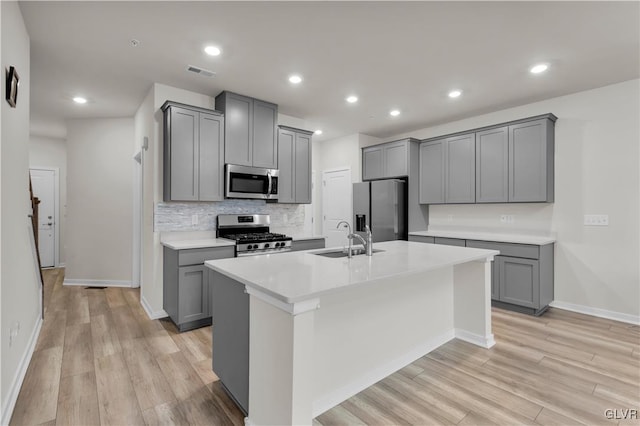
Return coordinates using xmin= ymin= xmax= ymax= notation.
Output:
xmin=336 ymin=221 xmax=373 ymax=257
xmin=336 ymin=221 xmax=354 ymax=257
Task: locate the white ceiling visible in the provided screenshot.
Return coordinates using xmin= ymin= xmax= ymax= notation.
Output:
xmin=19 ymin=1 xmax=640 ymax=141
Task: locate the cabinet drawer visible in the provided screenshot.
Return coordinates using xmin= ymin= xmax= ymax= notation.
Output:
xmin=291 ymin=239 xmax=326 ymax=252
xmin=178 ymin=246 xmax=235 ymax=266
xmin=434 ymin=237 xmax=466 ymax=247
xmin=408 ymin=235 xmax=435 ymax=244
xmin=466 ymin=240 xmax=538 ymax=259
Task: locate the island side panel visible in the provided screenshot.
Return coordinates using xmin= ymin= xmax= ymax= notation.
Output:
xmin=453 ymin=259 xmax=495 ymax=348
xmin=247 ymin=296 xmax=316 ymax=426
xmin=312 ymin=267 xmax=455 ymax=417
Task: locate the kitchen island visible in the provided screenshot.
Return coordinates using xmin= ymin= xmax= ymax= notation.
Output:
xmin=205 ymin=240 xmax=498 ymax=425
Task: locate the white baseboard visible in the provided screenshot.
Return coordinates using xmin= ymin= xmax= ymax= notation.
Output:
xmin=57 ymin=262 xmax=66 ymax=267
xmin=1 ymin=317 xmax=43 ymax=426
xmin=455 ymin=328 xmax=496 ymax=348
xmin=63 ymin=279 xmax=132 ymax=288
xmin=140 ymin=295 xmax=168 ymax=320
xmin=550 ymin=300 xmax=640 ymax=325
xmin=311 ymin=329 xmax=455 ymax=417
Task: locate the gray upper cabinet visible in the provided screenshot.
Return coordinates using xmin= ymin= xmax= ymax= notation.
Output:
xmin=162 ymin=101 xmax=224 ymax=202
xmin=445 ymin=133 xmax=476 ymax=203
xmin=420 ymin=113 xmax=556 ymax=205
xmin=419 ymin=140 xmax=445 ymax=204
xmin=216 ymin=91 xmax=278 ymax=169
xmin=252 ymin=100 xmax=278 ymax=169
xmin=362 ymin=139 xmax=412 ymax=181
xmin=476 ymin=126 xmax=508 ymax=203
xmin=277 ymin=126 xmax=312 ymax=204
xmin=509 ymin=118 xmax=554 ymax=202
xmin=419 ymin=134 xmax=474 ymax=204
xmin=362 ymin=146 xmax=384 ymax=180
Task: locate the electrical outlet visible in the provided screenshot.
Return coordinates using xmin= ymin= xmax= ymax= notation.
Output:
xmin=191 ymin=214 xmax=198 ymax=226
xmin=584 ymin=214 xmax=609 ymax=226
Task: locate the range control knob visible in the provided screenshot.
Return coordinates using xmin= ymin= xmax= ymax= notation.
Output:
xmin=264 ymin=243 xmax=270 ymax=249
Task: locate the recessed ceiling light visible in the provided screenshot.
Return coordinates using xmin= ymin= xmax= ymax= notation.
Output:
xmin=73 ymin=96 xmax=87 ymax=104
xmin=346 ymin=95 xmax=358 ymax=103
xmin=289 ymin=75 xmax=303 ymax=84
xmin=130 ymin=39 xmax=140 ymax=47
xmin=530 ymin=63 xmax=549 ymax=74
xmin=389 ymin=109 xmax=401 ymax=117
xmin=448 ymin=90 xmax=462 ymax=98
xmin=314 ymin=129 xmax=323 ymax=135
xmin=204 ymin=45 xmax=221 ymax=56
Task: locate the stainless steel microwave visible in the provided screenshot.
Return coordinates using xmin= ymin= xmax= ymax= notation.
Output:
xmin=225 ymin=164 xmax=279 ymax=200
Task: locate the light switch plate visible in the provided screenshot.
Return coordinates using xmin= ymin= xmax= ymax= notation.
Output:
xmin=584 ymin=214 xmax=609 ymax=226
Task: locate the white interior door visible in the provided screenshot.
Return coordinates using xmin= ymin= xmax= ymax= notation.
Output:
xmin=322 ymin=168 xmax=352 ymax=248
xmin=30 ymin=168 xmax=56 ymax=267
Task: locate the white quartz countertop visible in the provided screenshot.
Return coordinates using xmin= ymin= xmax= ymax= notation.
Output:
xmin=409 ymin=230 xmax=556 ymax=245
xmin=161 ymin=238 xmax=236 ymax=250
xmin=205 ymin=240 xmax=498 ymax=304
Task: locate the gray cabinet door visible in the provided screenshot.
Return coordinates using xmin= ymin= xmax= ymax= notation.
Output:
xmin=362 ymin=146 xmax=383 ymax=181
xmin=178 ymin=265 xmax=209 ymax=324
xmin=491 ymin=260 xmax=499 ymax=300
xmin=295 ymin=132 xmax=312 ymax=203
xmin=277 ymin=129 xmax=295 ymax=203
xmin=383 ymin=141 xmax=408 ymax=177
xmin=198 ymin=112 xmax=224 ymax=201
xmin=497 ymin=256 xmax=539 ymax=309
xmin=169 ymin=106 xmax=199 ymax=201
xmin=476 ymin=126 xmax=508 ymax=203
xmin=509 ymin=119 xmax=551 ymax=202
xmin=419 ymin=140 xmax=446 ymax=204
xmin=222 ymin=92 xmax=253 ymax=166
xmin=445 ymin=133 xmax=475 ymax=203
xmin=252 ymin=100 xmax=278 ymax=169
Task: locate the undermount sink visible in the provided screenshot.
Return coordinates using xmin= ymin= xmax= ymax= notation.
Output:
xmin=313 ymin=248 xmax=384 ymax=258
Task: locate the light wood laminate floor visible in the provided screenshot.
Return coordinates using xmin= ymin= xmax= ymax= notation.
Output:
xmin=10 ymin=268 xmax=640 ymax=425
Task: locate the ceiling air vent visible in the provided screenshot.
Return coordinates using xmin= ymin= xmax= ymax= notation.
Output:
xmin=186 ymin=65 xmax=216 ymax=78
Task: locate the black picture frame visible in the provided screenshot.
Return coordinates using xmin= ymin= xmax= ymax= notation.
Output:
xmin=6 ymin=66 xmax=19 ymax=108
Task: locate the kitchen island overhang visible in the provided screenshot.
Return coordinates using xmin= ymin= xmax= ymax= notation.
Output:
xmin=206 ymin=240 xmax=498 ymax=426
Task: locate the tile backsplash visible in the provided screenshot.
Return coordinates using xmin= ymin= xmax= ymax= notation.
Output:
xmin=154 ymin=200 xmax=305 ymax=234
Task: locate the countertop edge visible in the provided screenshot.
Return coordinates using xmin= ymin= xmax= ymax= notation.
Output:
xmin=206 ymin=248 xmax=498 ymax=306
xmin=408 ymin=230 xmax=556 ymax=245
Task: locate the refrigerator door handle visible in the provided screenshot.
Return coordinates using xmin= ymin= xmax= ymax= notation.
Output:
xmin=394 ymin=190 xmax=399 ymax=237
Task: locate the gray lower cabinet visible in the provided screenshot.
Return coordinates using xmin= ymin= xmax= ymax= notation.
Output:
xmin=419 ymin=133 xmax=475 ymax=204
xmin=496 ymin=256 xmax=539 ymax=309
xmin=420 ymin=114 xmax=556 ymax=205
xmin=362 ymin=138 xmax=415 ymax=181
xmin=410 ymin=235 xmax=554 ymax=315
xmin=277 ymin=126 xmax=313 ymax=204
xmin=216 ymin=91 xmax=278 ymax=169
xmin=291 ymin=238 xmax=326 ymax=252
xmin=163 ymin=245 xmax=234 ymax=331
xmin=162 ymin=101 xmax=224 ymax=202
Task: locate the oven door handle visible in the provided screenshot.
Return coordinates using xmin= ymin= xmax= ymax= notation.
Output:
xmin=267 ymin=173 xmax=273 ymax=197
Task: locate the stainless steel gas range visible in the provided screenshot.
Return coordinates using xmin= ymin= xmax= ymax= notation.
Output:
xmin=217 ymin=214 xmax=292 ymax=257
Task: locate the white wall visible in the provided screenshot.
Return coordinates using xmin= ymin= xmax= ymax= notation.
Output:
xmin=1 ymin=2 xmax=42 ymax=422
xmin=65 ymin=118 xmax=134 ymax=284
xmin=387 ymin=80 xmax=640 ymax=319
xmin=29 ymin=135 xmax=67 ymax=265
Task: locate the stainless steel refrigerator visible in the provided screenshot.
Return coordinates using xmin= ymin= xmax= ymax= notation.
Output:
xmin=353 ymin=179 xmax=407 ymax=242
